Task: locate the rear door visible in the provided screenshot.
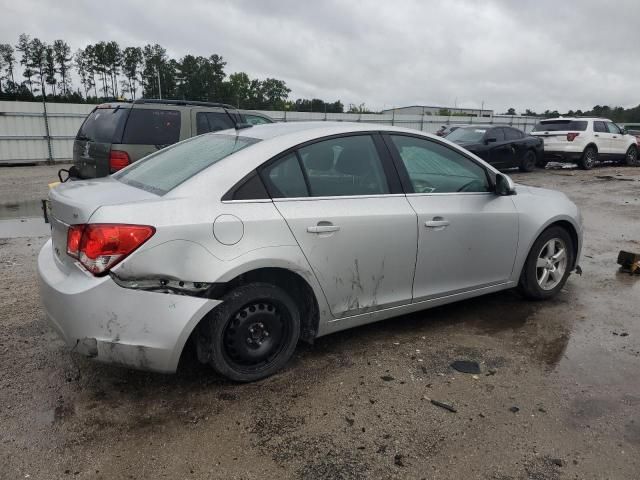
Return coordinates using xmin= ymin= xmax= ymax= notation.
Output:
xmin=73 ymin=105 xmax=129 ymax=178
xmin=384 ymin=133 xmax=518 ymax=301
xmin=592 ymin=121 xmax=611 ymax=153
xmin=261 ymin=133 xmax=418 ymax=318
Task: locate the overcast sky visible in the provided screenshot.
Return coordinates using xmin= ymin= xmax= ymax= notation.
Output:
xmin=2 ymin=0 xmax=639 ymax=113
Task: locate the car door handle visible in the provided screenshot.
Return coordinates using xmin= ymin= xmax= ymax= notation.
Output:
xmin=307 ymin=225 xmax=340 ymax=234
xmin=425 ymin=219 xmax=450 ymax=228
xmin=594 ymin=134 xmax=599 ymax=137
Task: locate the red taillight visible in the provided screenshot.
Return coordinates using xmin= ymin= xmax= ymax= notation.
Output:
xmin=109 ymin=150 xmax=130 ymax=172
xmin=66 ymin=224 xmax=155 ymax=275
xmin=567 ymin=132 xmax=580 ymax=141
xmin=66 ymin=225 xmax=84 ymax=258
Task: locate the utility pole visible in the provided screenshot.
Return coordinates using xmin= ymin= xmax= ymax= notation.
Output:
xmin=156 ymin=66 xmax=162 ymax=99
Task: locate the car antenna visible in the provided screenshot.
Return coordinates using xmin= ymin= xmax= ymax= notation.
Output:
xmin=223 ymin=107 xmax=253 ymax=132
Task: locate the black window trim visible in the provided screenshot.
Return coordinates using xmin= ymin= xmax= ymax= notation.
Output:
xmin=380 ymin=132 xmax=496 ymax=194
xmin=222 ymin=131 xmax=404 ymax=201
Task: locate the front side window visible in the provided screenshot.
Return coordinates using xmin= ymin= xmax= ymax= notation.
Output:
xmin=488 ymin=128 xmax=505 ymax=142
xmin=122 ymin=109 xmax=181 ymax=145
xmin=114 ymin=133 xmax=259 ymax=195
xmin=298 ymin=135 xmax=390 ymax=197
xmin=606 ymin=122 xmax=621 ymax=134
xmin=504 ymin=128 xmax=523 ymax=140
xmin=390 ymin=135 xmax=490 ymax=194
xmin=196 ymin=111 xmax=236 ymax=134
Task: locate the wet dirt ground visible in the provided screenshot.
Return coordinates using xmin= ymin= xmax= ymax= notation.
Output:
xmin=1 ymin=163 xmax=639 ymax=479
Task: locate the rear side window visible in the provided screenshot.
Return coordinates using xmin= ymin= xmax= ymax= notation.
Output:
xmin=533 ymin=120 xmax=587 ymax=132
xmin=298 ymin=135 xmax=390 ymax=197
xmin=114 ymin=133 xmax=259 ymax=195
xmin=196 ymin=112 xmax=235 ymax=134
xmin=261 ymin=153 xmax=308 ymax=198
xmin=122 ymin=109 xmax=181 ymax=145
xmin=77 ymin=107 xmax=128 ymax=143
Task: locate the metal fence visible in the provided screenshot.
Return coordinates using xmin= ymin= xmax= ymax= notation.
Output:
xmin=0 ymin=100 xmax=541 ymax=165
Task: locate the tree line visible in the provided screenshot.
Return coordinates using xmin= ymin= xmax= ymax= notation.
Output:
xmin=502 ymin=105 xmax=640 ymax=123
xmin=0 ymin=33 xmax=346 ymax=112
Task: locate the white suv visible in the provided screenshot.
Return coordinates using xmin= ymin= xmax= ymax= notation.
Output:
xmin=531 ymin=117 xmax=639 ymax=169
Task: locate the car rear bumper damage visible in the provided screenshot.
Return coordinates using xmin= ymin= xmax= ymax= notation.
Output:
xmin=37 ymin=239 xmax=220 ymax=373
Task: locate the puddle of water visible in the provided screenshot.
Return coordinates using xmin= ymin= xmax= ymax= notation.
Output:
xmin=0 ymin=200 xmax=51 ymax=238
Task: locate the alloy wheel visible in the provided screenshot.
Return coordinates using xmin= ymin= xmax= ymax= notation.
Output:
xmin=536 ymin=238 xmax=568 ymax=290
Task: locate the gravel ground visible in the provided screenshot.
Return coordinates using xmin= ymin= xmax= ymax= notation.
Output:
xmin=0 ymin=163 xmax=639 ymax=479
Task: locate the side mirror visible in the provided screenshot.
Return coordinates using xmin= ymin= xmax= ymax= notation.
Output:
xmin=485 ymin=137 xmax=497 ymax=144
xmin=57 ymin=165 xmax=81 ymax=183
xmin=495 ymin=173 xmax=516 ymax=196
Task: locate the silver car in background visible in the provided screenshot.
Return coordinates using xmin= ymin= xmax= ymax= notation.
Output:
xmin=38 ymin=122 xmax=583 ymax=382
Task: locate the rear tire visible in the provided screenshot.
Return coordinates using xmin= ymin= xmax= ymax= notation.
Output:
xmin=624 ymin=145 xmax=639 ymax=166
xmin=197 ymin=282 xmax=300 ymax=382
xmin=519 ymin=150 xmax=537 ymax=172
xmin=579 ymin=146 xmax=597 ymax=170
xmin=518 ymin=226 xmax=575 ymax=300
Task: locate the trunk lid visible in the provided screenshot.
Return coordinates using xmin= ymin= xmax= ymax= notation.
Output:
xmin=48 ymin=177 xmax=158 ymax=268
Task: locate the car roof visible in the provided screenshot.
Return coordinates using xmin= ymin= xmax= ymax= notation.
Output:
xmin=540 ymin=117 xmax=610 ymax=122
xmin=217 ymin=121 xmax=430 ymax=142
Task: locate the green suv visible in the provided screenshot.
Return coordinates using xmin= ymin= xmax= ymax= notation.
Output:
xmin=72 ymin=99 xmax=274 ymax=178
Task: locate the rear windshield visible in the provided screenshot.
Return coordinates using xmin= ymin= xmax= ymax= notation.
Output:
xmin=532 ymin=120 xmax=588 ymax=132
xmin=114 ymin=134 xmax=260 ymax=195
xmin=445 ymin=127 xmax=486 ymax=143
xmin=122 ymin=109 xmax=181 ymax=145
xmin=76 ymin=107 xmax=128 ymax=143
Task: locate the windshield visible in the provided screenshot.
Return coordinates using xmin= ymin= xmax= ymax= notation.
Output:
xmin=532 ymin=120 xmax=587 ymax=132
xmin=114 ymin=133 xmax=260 ymax=195
xmin=445 ymin=127 xmax=487 ymax=143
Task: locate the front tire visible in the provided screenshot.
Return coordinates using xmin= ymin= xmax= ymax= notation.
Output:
xmin=518 ymin=226 xmax=575 ymax=300
xmin=624 ymin=145 xmax=639 ymax=166
xmin=197 ymin=282 xmax=301 ymax=382
xmin=579 ymin=146 xmax=597 ymax=170
xmin=519 ymin=150 xmax=537 ymax=172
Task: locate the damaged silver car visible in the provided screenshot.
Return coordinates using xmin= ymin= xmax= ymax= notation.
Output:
xmin=38 ymin=122 xmax=583 ymax=381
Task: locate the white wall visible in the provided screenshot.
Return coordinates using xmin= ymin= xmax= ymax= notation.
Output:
xmin=0 ymin=101 xmax=540 ymax=164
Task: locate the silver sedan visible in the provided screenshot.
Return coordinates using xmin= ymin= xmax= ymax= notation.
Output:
xmin=38 ymin=122 xmax=583 ymax=381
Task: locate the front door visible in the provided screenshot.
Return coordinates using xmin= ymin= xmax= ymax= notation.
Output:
xmin=606 ymin=121 xmax=627 ymax=155
xmin=486 ymin=128 xmax=512 ymax=168
xmin=260 ymin=134 xmax=418 ymax=318
xmin=384 ymin=133 xmax=519 ymax=301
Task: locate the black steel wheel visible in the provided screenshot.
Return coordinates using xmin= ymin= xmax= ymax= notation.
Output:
xmin=198 ymin=282 xmax=300 ymax=382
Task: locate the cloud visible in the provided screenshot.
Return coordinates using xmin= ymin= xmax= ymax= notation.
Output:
xmin=1 ymin=0 xmax=638 ymax=113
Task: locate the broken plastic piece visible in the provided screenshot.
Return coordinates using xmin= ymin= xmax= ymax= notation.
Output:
xmin=450 ymin=360 xmax=481 ymax=374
